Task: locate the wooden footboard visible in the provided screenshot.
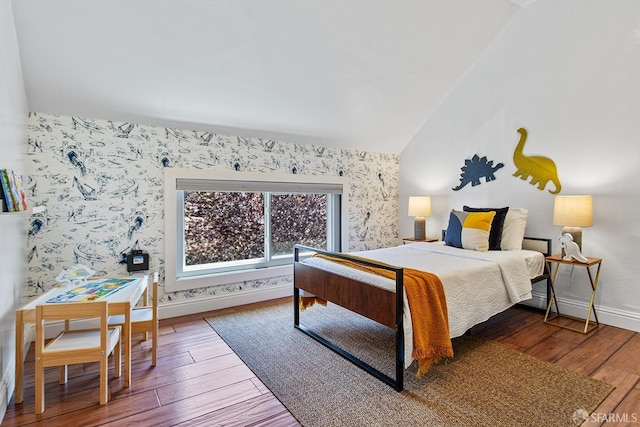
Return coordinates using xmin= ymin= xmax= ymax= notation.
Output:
xmin=293 ymin=244 xmax=405 ymax=391
xmin=294 ymin=262 xmax=398 ymax=328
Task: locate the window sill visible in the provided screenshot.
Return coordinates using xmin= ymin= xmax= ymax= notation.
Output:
xmin=166 ymin=264 xmax=293 ymax=292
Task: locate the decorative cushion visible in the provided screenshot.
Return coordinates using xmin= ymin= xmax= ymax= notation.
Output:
xmin=501 ymin=208 xmax=528 ymax=250
xmin=444 ymin=209 xmax=496 ymax=252
xmin=463 ymin=206 xmax=509 ymax=251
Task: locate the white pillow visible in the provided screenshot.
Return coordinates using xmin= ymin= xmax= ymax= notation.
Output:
xmin=501 ymin=208 xmax=528 ymax=250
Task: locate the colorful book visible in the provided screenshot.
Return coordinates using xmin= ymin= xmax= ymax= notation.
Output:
xmin=0 ymin=169 xmax=15 ymax=212
xmin=0 ymin=185 xmax=6 ymax=212
xmin=0 ymin=169 xmax=28 ymax=212
xmin=11 ymin=171 xmax=27 ymax=211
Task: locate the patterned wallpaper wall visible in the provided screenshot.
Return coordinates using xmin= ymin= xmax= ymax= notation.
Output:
xmin=25 ymin=113 xmax=399 ymax=305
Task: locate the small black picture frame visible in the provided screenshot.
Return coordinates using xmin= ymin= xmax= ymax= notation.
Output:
xmin=126 ymin=251 xmax=149 ymax=272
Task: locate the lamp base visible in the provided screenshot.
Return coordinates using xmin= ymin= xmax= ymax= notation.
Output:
xmin=561 ymin=226 xmax=582 ymax=257
xmin=414 ymin=217 xmax=426 ymax=240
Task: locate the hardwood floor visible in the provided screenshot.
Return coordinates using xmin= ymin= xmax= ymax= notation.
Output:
xmin=3 ymin=297 xmax=639 ymax=426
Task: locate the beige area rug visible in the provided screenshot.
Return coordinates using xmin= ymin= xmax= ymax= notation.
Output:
xmin=206 ymin=302 xmax=613 ymax=427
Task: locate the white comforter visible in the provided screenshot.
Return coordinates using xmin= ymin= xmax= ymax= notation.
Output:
xmin=302 ymin=242 xmax=544 ymax=368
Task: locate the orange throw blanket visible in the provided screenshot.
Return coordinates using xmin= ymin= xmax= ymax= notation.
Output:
xmin=311 ymin=253 xmax=453 ymax=376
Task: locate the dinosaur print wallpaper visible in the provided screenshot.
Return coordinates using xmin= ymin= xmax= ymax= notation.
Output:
xmin=24 ymin=113 xmax=399 ymax=306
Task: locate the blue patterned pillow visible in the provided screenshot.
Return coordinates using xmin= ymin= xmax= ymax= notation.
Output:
xmin=444 ymin=209 xmax=496 ymax=252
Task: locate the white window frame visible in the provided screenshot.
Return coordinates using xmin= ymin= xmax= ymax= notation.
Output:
xmin=164 ymin=168 xmax=349 ymax=292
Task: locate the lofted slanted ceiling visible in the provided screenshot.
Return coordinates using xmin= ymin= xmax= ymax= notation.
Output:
xmin=12 ymin=0 xmax=532 ymax=153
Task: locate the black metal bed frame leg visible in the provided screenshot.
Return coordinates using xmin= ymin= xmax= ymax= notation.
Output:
xmin=293 ymin=247 xmax=300 ymax=329
xmin=294 ymin=321 xmax=404 ymax=391
xmin=293 ymin=246 xmax=405 ymax=392
xmin=394 ymin=270 xmax=404 ymax=392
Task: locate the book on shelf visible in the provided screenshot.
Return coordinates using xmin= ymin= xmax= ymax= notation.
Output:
xmin=0 ymin=169 xmax=15 ymax=212
xmin=12 ymin=170 xmax=28 ymax=211
xmin=0 ymin=169 xmax=27 ymax=212
xmin=0 ymin=188 xmax=6 ymax=212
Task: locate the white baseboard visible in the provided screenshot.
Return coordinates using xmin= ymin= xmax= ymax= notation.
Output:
xmin=523 ymin=290 xmax=548 ymax=311
xmin=525 ymin=290 xmax=640 ymax=333
xmin=7 ymin=323 xmax=33 ymax=412
xmin=159 ymin=284 xmax=293 ymax=319
xmin=0 ymin=361 xmax=13 ymax=423
xmin=159 ymin=284 xmax=640 ymax=333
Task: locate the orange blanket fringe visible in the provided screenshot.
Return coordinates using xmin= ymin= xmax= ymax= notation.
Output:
xmin=312 ymin=253 xmax=454 ymax=376
xmin=299 ymin=294 xmax=327 ymax=311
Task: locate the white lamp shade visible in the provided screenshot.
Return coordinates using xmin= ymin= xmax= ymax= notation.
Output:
xmin=553 ymin=195 xmax=593 ymax=227
xmin=408 ymin=196 xmax=432 ymax=217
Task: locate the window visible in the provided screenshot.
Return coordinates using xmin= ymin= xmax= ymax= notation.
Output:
xmin=179 ymin=190 xmax=340 ymax=277
xmin=164 ymin=169 xmax=347 ymax=292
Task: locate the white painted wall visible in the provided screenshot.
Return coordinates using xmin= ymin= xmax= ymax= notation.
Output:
xmin=10 ymin=0 xmax=521 ymax=154
xmin=0 ymin=0 xmax=28 ymax=414
xmin=400 ymin=0 xmax=640 ymax=331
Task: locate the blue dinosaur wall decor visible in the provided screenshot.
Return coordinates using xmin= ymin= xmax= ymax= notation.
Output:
xmin=452 ymin=154 xmax=504 ymax=191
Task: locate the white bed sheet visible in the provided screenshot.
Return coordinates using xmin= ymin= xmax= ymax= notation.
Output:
xmin=301 ymin=242 xmax=545 ymax=368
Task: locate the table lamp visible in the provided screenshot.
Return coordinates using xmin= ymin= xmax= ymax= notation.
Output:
xmin=553 ymin=195 xmax=593 ymax=253
xmin=408 ymin=196 xmax=432 ymax=240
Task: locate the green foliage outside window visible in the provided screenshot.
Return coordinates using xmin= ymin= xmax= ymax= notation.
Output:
xmin=184 ymin=191 xmax=327 ymax=266
xmin=270 ymin=194 xmax=327 ymax=255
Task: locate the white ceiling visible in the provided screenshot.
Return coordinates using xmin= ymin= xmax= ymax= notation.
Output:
xmin=11 ymin=0 xmax=526 ymax=153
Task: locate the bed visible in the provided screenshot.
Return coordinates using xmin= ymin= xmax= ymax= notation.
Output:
xmin=293 ymin=207 xmax=551 ymax=391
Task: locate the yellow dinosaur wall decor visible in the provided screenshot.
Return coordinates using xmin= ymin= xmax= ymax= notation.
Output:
xmin=512 ymin=128 xmax=561 ymax=194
